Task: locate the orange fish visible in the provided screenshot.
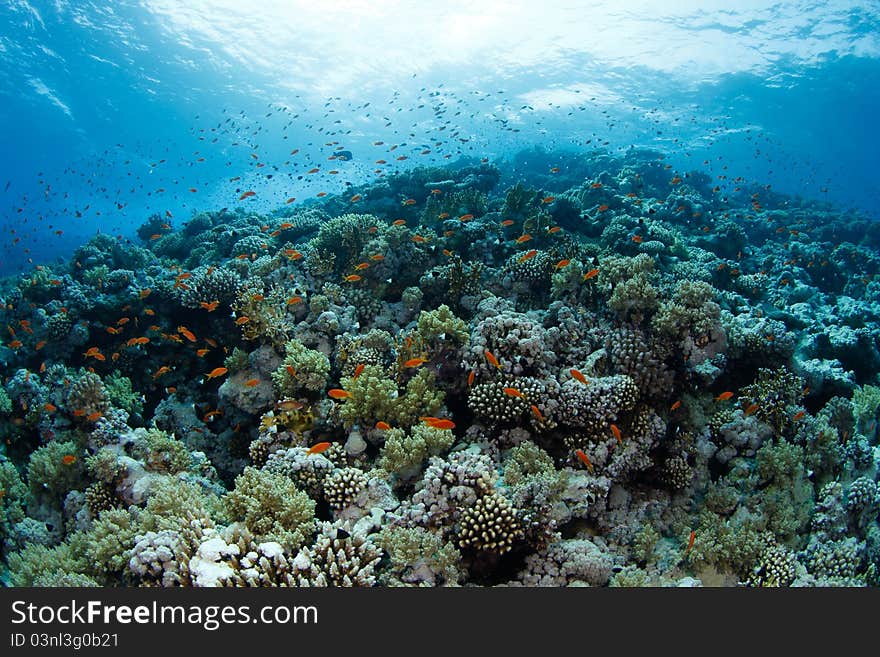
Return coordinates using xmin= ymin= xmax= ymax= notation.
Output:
xmin=286 ymin=365 xmax=297 ymax=377
xmin=582 ymin=268 xmax=599 ymax=281
xmin=610 ymin=423 xmax=622 ymax=445
xmin=177 ymin=326 xmax=197 ymax=342
xmin=670 ymin=400 xmax=682 ymax=411
xmin=200 ymin=301 xmax=219 ymax=312
xmin=328 ymin=389 xmax=351 ymax=400
xmin=515 ymin=234 xmax=532 ymax=244
xmin=404 ymin=357 xmax=427 ymax=368
xmin=501 ymin=219 xmax=515 ymax=227
xmin=631 ymin=235 xmax=643 ymax=244
xmin=570 ymin=369 xmax=588 ymax=385
xmin=392 ymin=219 xmax=407 ymax=226
xmin=530 ymin=405 xmax=544 ymax=421
xmin=369 ymin=254 xmax=385 ymax=261
xmin=547 ymin=226 xmax=562 ymax=234
xmin=307 ymin=442 xmax=332 ymax=455
xmin=503 ymin=387 xmax=525 ymax=399
xmin=350 ymin=194 xmax=362 ymax=202
xmin=87 ymin=411 xmax=102 ymax=422
xmin=244 ymin=378 xmax=260 ymax=387
xmin=287 ymin=296 xmax=303 ymax=306
xmin=153 ymin=366 xmax=171 ymax=379
xmin=421 ymin=417 xmax=455 ymax=430
xmin=554 ymin=259 xmax=570 ymax=270
xmin=61 ymin=454 xmax=77 ymax=466
xmin=484 ymin=350 xmax=502 ymax=370
xmin=139 ymin=288 xmax=152 ymax=299
xmin=541 ymin=196 xmax=555 ymax=204
xmin=402 ymin=198 xmax=417 ymax=206
xmin=354 ymin=262 xmax=370 ymax=271
xmin=574 ymin=449 xmax=594 ymax=473
xmin=743 ymin=403 xmax=759 ymax=416
xmin=375 ymin=421 xmax=391 ymax=431
xmin=205 ymin=367 xmax=228 ymax=380
xmin=517 ymin=250 xmax=538 ymax=264
xmin=792 ymin=410 xmax=805 ymax=421
xmin=715 ymin=391 xmax=734 ymax=401
xmin=343 ymin=275 xmax=362 ymax=282
xmin=196 ymin=348 xmax=210 ymax=357
xmin=411 ymin=235 xmax=428 ymax=243
xmin=35 ymin=340 xmax=47 ymax=350
xmin=44 ymin=403 xmax=57 ymax=413
xmin=459 ymin=214 xmax=474 ymax=222
xmin=276 ymin=400 xmax=304 ymax=411
xmin=352 ymin=363 xmax=365 ymax=379
xmin=590 ymin=182 xmax=603 ymax=189
xmin=467 ymin=370 xmax=475 ymax=387
xmin=683 ymin=530 xmax=696 ymax=558
xmin=234 ymin=316 xmax=250 ymax=325
xmin=239 ymin=191 xmax=256 ymax=200
xmin=597 ymin=204 xmax=609 ymax=212
xmin=284 ymin=249 xmax=303 ymax=260
xmin=285 ymin=197 xmax=297 ymax=204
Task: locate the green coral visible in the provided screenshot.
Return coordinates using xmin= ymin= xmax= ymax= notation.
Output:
xmin=502 ymin=441 xmax=557 ymax=487
xmin=378 ymin=425 xmax=454 ymax=480
xmin=0 ymin=460 xmax=28 ymax=534
xmin=852 ymin=384 xmax=880 ymax=434
xmin=740 ymin=367 xmax=805 ymax=434
xmin=224 ymin=347 xmax=250 ymax=374
xmin=272 ymin=339 xmax=331 ymax=396
xmin=652 ymin=279 xmax=721 ymax=340
xmin=686 ymin=508 xmax=770 ymax=578
xmin=753 ymin=439 xmax=814 ymax=542
xmin=138 ymin=478 xmax=218 ymax=548
xmin=27 ymin=440 xmax=84 ymax=504
xmin=82 ymin=507 xmax=140 ymax=574
xmin=375 ymin=526 xmax=463 ymax=586
xmin=131 ymin=429 xmax=192 ymax=474
xmin=104 ymin=371 xmax=144 ymax=417
xmin=307 ymin=213 xmax=378 ymax=274
xmin=0 ymin=386 xmax=11 ymax=415
xmin=337 ymin=365 xmax=444 ymax=429
xmin=222 ymin=467 xmax=315 ymax=551
xmin=416 ymin=304 xmax=469 ymax=346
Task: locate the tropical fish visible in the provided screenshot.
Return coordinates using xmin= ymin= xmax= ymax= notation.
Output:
xmin=515 ymin=234 xmax=532 ymax=244
xmin=715 ymin=391 xmax=734 ymax=401
xmin=554 ymin=259 xmax=570 ymax=270
xmin=610 ymin=423 xmax=622 ymax=445
xmin=205 ymin=367 xmax=228 ymax=380
xmin=343 ymin=274 xmax=362 ymax=282
xmin=484 ymin=350 xmax=502 ymax=370
xmin=517 ymin=249 xmax=538 ymax=263
xmin=574 ymin=449 xmax=594 ymax=473
xmin=503 ymin=387 xmax=525 ymax=399
xmin=62 ymin=454 xmax=77 ymax=466
xmin=420 ymin=417 xmax=455 ymax=430
xmin=375 ymin=421 xmax=391 ymax=430
xmin=234 ymin=316 xmax=250 ymax=325
xmin=404 ymin=357 xmax=427 ymax=368
xmin=670 ymin=400 xmax=682 ymax=411
xmin=582 ymin=268 xmax=599 ymax=281
xmin=245 ymin=378 xmax=260 ymax=387
xmin=307 ymin=442 xmax=332 ymax=455
xmin=570 ymin=369 xmax=588 ymax=385
xmin=177 ymin=326 xmax=197 ymax=342
xmin=328 ymin=389 xmax=351 ymax=399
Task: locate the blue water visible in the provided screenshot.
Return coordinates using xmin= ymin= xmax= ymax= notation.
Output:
xmin=1 ymin=0 xmax=878 ymax=275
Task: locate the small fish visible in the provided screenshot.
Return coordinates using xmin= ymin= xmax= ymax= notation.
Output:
xmin=631 ymin=235 xmax=643 ymax=243
xmin=743 ymin=403 xmax=760 ymax=416
xmin=597 ymin=204 xmax=610 ymax=212
xmin=420 ymin=417 xmax=455 ymax=430
xmin=484 ymin=350 xmax=502 ymax=370
xmin=276 ymin=400 xmax=304 ymax=411
xmin=343 ymin=274 xmax=362 ymax=282
xmin=234 ymin=316 xmax=250 ymax=325
xmin=139 ymin=288 xmax=152 ymax=299
xmin=610 ymin=423 xmax=622 ymax=445
xmin=153 ymin=366 xmax=171 ymax=379
xmin=286 ymin=365 xmax=297 ymax=377
xmin=549 ymin=167 xmax=560 ymax=173
xmin=307 ymin=442 xmax=332 ymax=455
xmin=515 ymin=234 xmax=532 ymax=244
xmin=199 ymin=300 xmax=219 ymax=312
xmin=530 ymin=404 xmax=544 ymax=421
xmin=670 ymin=400 xmax=682 ymax=411
xmin=352 ymin=363 xmax=365 ymax=379
xmin=792 ymin=410 xmax=806 ymax=421
xmin=547 ymin=226 xmax=562 ymax=234
xmin=590 ymin=182 xmax=603 ymax=189
xmin=574 ymin=449 xmax=594 ymax=473
xmin=177 ymin=326 xmax=197 ymax=342
xmin=715 ymin=391 xmax=734 ymax=401
xmin=392 ymin=219 xmax=407 ymax=226
xmin=239 ymin=190 xmax=256 ymax=200
xmin=517 ymin=249 xmax=538 ymax=264
xmin=459 ymin=213 xmax=474 ymax=222
xmin=87 ymin=411 xmax=103 ymax=422
xmin=196 ymin=348 xmax=210 ymax=357
xmin=35 ymin=340 xmax=47 ymax=350
xmin=501 ymin=219 xmax=514 ymax=227
xmin=44 ymin=403 xmax=57 ymax=413
xmin=369 ymin=254 xmax=385 ymax=261
xmin=375 ymin=421 xmax=391 ymax=430
xmin=245 ymin=378 xmax=260 ymax=387
xmin=284 ymin=249 xmax=303 ymax=260
xmin=404 ymin=357 xmax=427 ymax=368
xmin=287 ymin=296 xmax=303 ymax=306
xmin=62 ymin=454 xmax=77 ymax=466
xmin=582 ymin=268 xmax=600 ymax=281
xmin=541 ymin=196 xmax=555 ymax=204
xmin=570 ymin=369 xmax=588 ymax=385
xmin=402 ymin=198 xmax=417 ymax=206
xmin=683 ymin=530 xmax=696 ymax=558
xmin=554 ymin=259 xmax=570 ymax=270
xmin=328 ymin=388 xmax=351 ymax=399
xmin=354 ymin=262 xmax=370 ymax=271
xmin=468 ymin=370 xmax=475 ymax=387
xmin=205 ymin=367 xmax=228 ymax=380
xmin=503 ymin=387 xmax=525 ymax=399
xmin=350 ymin=194 xmax=362 ymax=202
